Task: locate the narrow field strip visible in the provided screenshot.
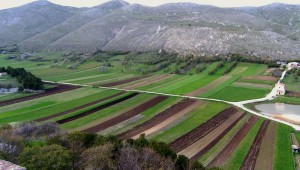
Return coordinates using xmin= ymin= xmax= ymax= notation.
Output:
xmin=208 ymin=115 xmax=259 ymax=168
xmin=287 ymin=91 xmax=300 ymax=98
xmin=56 ymin=93 xmax=139 ymax=124
xmin=0 ymin=84 xmax=79 ymax=107
xmin=61 ymin=73 xmax=117 ymax=83
xmin=232 ymin=82 xmax=272 ymax=89
xmin=82 ymin=96 xmax=168 ymax=133
xmin=169 ymin=107 xmax=238 ymax=152
xmin=101 ymin=75 xmax=151 ymax=87
xmin=179 ymin=111 xmax=245 ymax=160
xmin=122 ymin=74 xmax=172 ymax=90
xmin=36 ymin=91 xmax=126 ymax=122
xmin=187 ymin=75 xmax=231 ymax=96
xmin=117 ymin=99 xmax=197 ymax=140
xmin=132 ymin=100 xmax=202 ymax=139
xmin=254 ymin=122 xmax=276 ymax=170
xmin=240 ymin=120 xmax=271 ymax=170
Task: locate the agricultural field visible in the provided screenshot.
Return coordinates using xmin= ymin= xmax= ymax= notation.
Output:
xmin=0 ymin=52 xmax=297 ymax=169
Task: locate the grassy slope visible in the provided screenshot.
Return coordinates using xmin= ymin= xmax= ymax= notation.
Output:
xmin=151 ymin=102 xmax=228 ymax=143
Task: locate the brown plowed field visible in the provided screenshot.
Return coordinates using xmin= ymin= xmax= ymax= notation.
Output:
xmin=254 ymin=122 xmax=276 ymax=170
xmin=169 ymin=107 xmax=238 ymax=152
xmin=101 ymin=75 xmax=151 ymax=87
xmin=240 ymin=120 xmax=271 ymax=170
xmin=187 ymin=76 xmax=231 ymax=96
xmin=0 ymin=84 xmax=79 ymax=107
xmin=56 ymin=93 xmax=139 ymax=124
xmin=179 ymin=112 xmax=245 ymax=160
xmin=208 ymin=116 xmax=259 ymax=167
xmin=132 ymin=100 xmax=202 ymax=139
xmin=122 ymin=74 xmax=172 ymax=90
xmin=36 ymin=91 xmax=126 ymax=122
xmin=287 ymin=91 xmax=300 ymax=98
xmin=117 ymin=99 xmax=198 ymax=140
xmin=82 ymin=96 xmax=168 ymax=133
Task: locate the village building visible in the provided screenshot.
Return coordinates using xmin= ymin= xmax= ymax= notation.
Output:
xmin=0 ymin=72 xmax=8 ymax=76
xmin=0 ymin=160 xmax=26 ymax=170
xmin=287 ymin=62 xmax=300 ymax=70
xmin=274 ymin=82 xmax=286 ymax=95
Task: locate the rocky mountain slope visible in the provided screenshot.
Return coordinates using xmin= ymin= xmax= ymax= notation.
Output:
xmin=1 ymin=0 xmax=300 ymax=59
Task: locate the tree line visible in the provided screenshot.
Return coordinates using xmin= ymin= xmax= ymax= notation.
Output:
xmin=0 ymin=66 xmax=44 ymax=90
xmin=0 ymin=122 xmax=222 ymax=170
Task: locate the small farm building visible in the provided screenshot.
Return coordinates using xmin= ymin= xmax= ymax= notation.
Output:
xmin=274 ymin=82 xmax=285 ymax=95
xmin=287 ymin=62 xmax=300 ymax=70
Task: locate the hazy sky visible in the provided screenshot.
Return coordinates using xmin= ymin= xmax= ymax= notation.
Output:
xmin=0 ymin=0 xmax=300 ymax=10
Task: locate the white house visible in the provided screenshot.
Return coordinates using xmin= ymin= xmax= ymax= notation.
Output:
xmin=274 ymin=82 xmax=286 ymax=95
xmin=287 ymin=62 xmax=300 ymax=70
xmin=0 ymin=72 xmax=8 ymax=76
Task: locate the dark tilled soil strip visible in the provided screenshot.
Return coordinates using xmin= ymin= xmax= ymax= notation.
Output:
xmin=240 ymin=120 xmax=271 ymax=170
xmin=101 ymin=75 xmax=151 ymax=87
xmin=117 ymin=99 xmax=198 ymax=140
xmin=287 ymin=91 xmax=300 ymax=98
xmin=190 ymin=112 xmax=246 ymax=160
xmin=208 ymin=115 xmax=259 ymax=167
xmin=83 ymin=96 xmax=169 ymax=133
xmin=36 ymin=91 xmax=126 ymax=122
xmin=0 ymin=84 xmax=79 ymax=107
xmin=169 ymin=107 xmax=238 ymax=152
xmin=56 ymin=93 xmax=139 ymax=124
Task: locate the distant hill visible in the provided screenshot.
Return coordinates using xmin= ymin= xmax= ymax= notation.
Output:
xmin=1 ymin=0 xmax=300 ymax=59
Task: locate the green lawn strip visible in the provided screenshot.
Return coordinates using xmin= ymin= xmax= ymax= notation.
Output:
xmin=61 ymin=72 xmax=118 ymax=83
xmin=153 ymin=75 xmax=210 ymax=94
xmin=137 ymin=75 xmax=186 ymax=90
xmin=151 ymin=102 xmax=229 ymax=143
xmin=238 ymin=63 xmax=268 ymax=76
xmin=0 ymin=93 xmax=32 ymax=101
xmin=274 ymin=123 xmax=294 ymax=170
xmin=273 ymin=96 xmax=300 ymax=105
xmin=209 ymin=86 xmax=269 ymax=102
xmin=230 ymin=83 xmax=271 ymax=90
xmin=283 ymin=74 xmax=300 ymax=92
xmin=0 ymin=90 xmax=119 ymax=124
xmin=167 ymin=75 xmax=219 ymax=95
xmin=198 ymin=114 xmax=251 ymax=164
xmin=237 ymin=78 xmax=275 ymax=85
xmin=0 ymin=87 xmax=103 ymax=113
xmin=111 ymin=97 xmax=181 ymax=135
xmin=295 ymin=133 xmax=300 ymax=144
xmin=214 ymin=62 xmax=231 ymax=75
xmin=198 ymin=76 xmax=240 ymax=97
xmin=60 ymin=93 xmax=154 ymax=129
xmin=222 ymin=118 xmax=264 ymax=169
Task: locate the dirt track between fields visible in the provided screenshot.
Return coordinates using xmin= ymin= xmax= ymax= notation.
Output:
xmin=36 ymin=91 xmax=126 ymax=122
xmin=117 ymin=98 xmax=198 ymax=140
xmin=169 ymin=107 xmax=238 ymax=152
xmin=132 ymin=100 xmax=202 ymax=139
xmin=122 ymin=74 xmax=172 ymax=90
xmin=56 ymin=93 xmax=139 ymax=124
xmin=82 ymin=96 xmax=168 ymax=133
xmin=240 ymin=120 xmax=271 ymax=170
xmin=179 ymin=112 xmax=245 ymax=160
xmin=187 ymin=76 xmax=231 ymax=96
xmin=208 ymin=115 xmax=259 ymax=167
xmin=0 ymin=84 xmax=80 ymax=107
xmin=243 ymin=76 xmax=277 ymax=81
xmin=254 ymin=121 xmax=276 ymax=170
xmin=101 ymin=75 xmax=151 ymax=87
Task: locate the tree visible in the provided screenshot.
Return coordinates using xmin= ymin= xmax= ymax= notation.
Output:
xmin=175 ymin=155 xmax=190 ymax=170
xmin=80 ymin=143 xmax=116 ymax=170
xmin=18 ymin=144 xmax=72 ymax=170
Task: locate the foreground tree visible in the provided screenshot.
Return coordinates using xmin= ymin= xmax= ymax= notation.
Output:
xmin=18 ymin=144 xmax=72 ymax=170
